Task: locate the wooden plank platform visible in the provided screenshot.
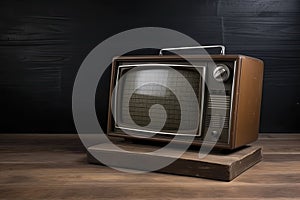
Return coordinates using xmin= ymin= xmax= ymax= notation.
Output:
xmin=0 ymin=134 xmax=300 ymax=199
xmin=87 ymin=140 xmax=262 ymax=181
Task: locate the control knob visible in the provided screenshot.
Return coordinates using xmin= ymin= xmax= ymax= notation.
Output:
xmin=213 ymin=64 xmax=230 ymax=82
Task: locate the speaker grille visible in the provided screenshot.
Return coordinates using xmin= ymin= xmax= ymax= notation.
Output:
xmin=205 ymin=115 xmax=229 ymax=129
xmin=208 ymin=95 xmax=230 ymax=110
xmin=206 ymin=94 xmax=230 ymax=129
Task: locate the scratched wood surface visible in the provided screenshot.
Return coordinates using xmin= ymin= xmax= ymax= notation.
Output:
xmin=0 ymin=134 xmax=299 ymax=199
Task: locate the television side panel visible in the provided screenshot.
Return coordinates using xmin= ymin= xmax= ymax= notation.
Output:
xmin=234 ymin=56 xmax=264 ymax=148
xmin=107 ymin=59 xmax=118 ymax=134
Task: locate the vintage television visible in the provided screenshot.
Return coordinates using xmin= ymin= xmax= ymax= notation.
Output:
xmin=106 ymin=46 xmax=264 ymax=149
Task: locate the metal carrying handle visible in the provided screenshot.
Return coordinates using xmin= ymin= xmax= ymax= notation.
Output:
xmin=159 ymin=45 xmax=225 ymax=56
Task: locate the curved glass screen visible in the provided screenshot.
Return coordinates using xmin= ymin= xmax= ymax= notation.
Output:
xmin=114 ymin=64 xmax=204 ymax=136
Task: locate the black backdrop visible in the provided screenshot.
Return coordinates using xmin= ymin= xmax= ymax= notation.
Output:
xmin=0 ymin=0 xmax=299 ymax=133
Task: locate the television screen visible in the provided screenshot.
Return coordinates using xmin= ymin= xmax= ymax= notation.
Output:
xmin=114 ymin=65 xmax=204 ymax=136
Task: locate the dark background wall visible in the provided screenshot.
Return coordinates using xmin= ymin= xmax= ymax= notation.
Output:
xmin=0 ymin=0 xmax=299 ymax=133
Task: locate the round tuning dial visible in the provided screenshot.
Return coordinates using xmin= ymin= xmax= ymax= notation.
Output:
xmin=213 ymin=64 xmax=230 ymax=82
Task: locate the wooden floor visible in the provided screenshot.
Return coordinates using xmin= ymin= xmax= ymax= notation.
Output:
xmin=0 ymin=134 xmax=299 ymax=199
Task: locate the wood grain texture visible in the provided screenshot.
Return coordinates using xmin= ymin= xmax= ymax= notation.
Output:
xmin=0 ymin=0 xmax=299 ymax=133
xmin=87 ymin=141 xmax=262 ymax=181
xmin=218 ymin=0 xmax=300 ymax=16
xmin=0 ymin=134 xmax=299 ymax=199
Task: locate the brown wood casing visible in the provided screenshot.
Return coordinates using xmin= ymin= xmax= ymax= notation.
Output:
xmin=107 ymin=55 xmax=264 ymax=149
xmin=231 ymin=56 xmax=264 ymax=148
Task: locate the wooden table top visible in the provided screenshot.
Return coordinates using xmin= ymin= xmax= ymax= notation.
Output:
xmin=0 ymin=134 xmax=299 ymax=199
